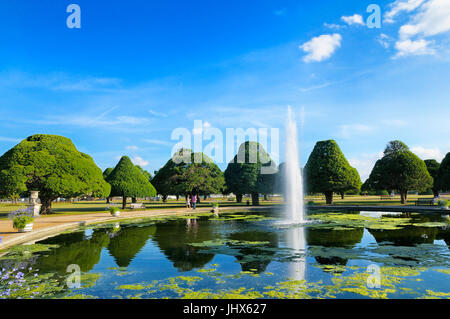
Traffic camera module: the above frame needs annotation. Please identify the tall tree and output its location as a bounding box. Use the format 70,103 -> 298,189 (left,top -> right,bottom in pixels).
106,156 -> 156,209
0,134 -> 111,214
424,159 -> 441,197
366,141 -> 432,204
152,149 -> 224,202
436,153 -> 450,193
224,142 -> 276,206
304,140 -> 361,204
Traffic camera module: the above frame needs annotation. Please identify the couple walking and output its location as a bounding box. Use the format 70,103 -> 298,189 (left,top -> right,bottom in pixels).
186,194 -> 197,210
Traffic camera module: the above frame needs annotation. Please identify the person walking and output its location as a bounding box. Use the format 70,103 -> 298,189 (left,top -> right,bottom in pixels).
192,194 -> 197,210
186,195 -> 191,208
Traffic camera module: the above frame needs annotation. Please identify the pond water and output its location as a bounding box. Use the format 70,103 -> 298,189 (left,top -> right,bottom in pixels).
1,209 -> 450,299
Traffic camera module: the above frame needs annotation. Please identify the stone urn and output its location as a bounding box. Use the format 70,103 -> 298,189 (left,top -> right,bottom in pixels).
26,191 -> 42,217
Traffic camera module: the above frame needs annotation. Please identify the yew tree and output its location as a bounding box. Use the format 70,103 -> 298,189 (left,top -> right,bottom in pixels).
304,140 -> 361,204
366,141 -> 432,204
224,142 -> 276,205
106,156 -> 156,209
0,134 -> 111,214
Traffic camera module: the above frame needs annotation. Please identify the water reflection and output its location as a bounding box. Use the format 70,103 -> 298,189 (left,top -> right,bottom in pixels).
107,225 -> 155,267
38,230 -> 110,273
284,226 -> 306,281
228,231 -> 278,273
306,227 -> 364,269
368,226 -> 437,246
151,219 -> 215,272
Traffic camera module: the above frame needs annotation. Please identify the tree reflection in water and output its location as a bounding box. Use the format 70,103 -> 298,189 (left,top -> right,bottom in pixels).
151,219 -> 215,272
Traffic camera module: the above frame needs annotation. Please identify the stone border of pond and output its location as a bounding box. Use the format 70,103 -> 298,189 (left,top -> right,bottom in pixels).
0,206 -> 274,252
308,205 -> 449,214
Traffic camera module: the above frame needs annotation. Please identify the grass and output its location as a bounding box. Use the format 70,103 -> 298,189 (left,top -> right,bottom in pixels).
0,194 -> 439,219
0,197 -> 281,219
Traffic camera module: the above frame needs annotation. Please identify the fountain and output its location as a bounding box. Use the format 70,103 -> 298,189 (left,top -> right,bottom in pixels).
285,106 -> 305,223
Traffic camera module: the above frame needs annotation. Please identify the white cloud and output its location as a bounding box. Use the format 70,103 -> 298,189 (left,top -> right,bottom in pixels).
0,71 -> 121,92
341,14 -> 365,26
377,33 -> 391,48
116,116 -> 151,125
126,145 -> 139,150
338,124 -> 376,139
323,23 -> 344,30
384,0 -> 426,23
411,146 -> 445,161
395,39 -> 435,56
398,0 -> 450,39
131,156 -> 149,167
300,34 -> 342,63
148,110 -> 168,117
392,0 -> 450,57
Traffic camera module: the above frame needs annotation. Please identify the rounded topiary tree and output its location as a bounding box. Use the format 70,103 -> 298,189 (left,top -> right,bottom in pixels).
152,149 -> 225,202
304,140 -> 361,204
106,156 -> 156,209
224,141 -> 275,206
436,153 -> 450,192
366,141 -> 432,204
0,134 -> 111,214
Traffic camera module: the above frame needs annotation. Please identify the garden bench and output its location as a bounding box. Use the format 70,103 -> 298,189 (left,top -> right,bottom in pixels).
130,203 -> 145,209
415,199 -> 434,206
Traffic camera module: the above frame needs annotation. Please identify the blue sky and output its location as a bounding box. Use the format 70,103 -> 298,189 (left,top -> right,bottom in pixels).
0,0 -> 449,180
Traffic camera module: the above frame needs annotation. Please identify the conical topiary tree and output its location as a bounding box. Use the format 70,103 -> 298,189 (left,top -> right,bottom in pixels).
304,140 -> 361,204
0,134 -> 111,214
106,156 -> 157,209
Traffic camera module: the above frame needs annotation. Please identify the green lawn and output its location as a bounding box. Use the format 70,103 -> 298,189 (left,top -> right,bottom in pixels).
0,194 -> 436,219
0,197 -> 281,219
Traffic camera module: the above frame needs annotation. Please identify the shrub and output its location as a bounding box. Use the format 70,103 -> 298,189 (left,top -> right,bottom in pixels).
109,206 -> 120,214
9,208 -> 34,230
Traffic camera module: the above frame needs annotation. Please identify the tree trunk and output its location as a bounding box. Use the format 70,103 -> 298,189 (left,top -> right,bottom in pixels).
340,192 -> 345,200
400,191 -> 407,204
236,194 -> 243,203
204,195 -> 208,200
251,193 -> 260,206
325,192 -> 333,205
40,197 -> 53,214
106,197 -> 110,204
176,195 -> 180,201
122,196 -> 127,209
132,197 -> 137,204
197,195 -> 201,204
264,194 -> 268,201
162,195 -> 168,202
433,189 -> 440,198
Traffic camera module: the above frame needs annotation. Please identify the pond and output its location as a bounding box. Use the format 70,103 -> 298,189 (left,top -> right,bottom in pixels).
1,209 -> 450,299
